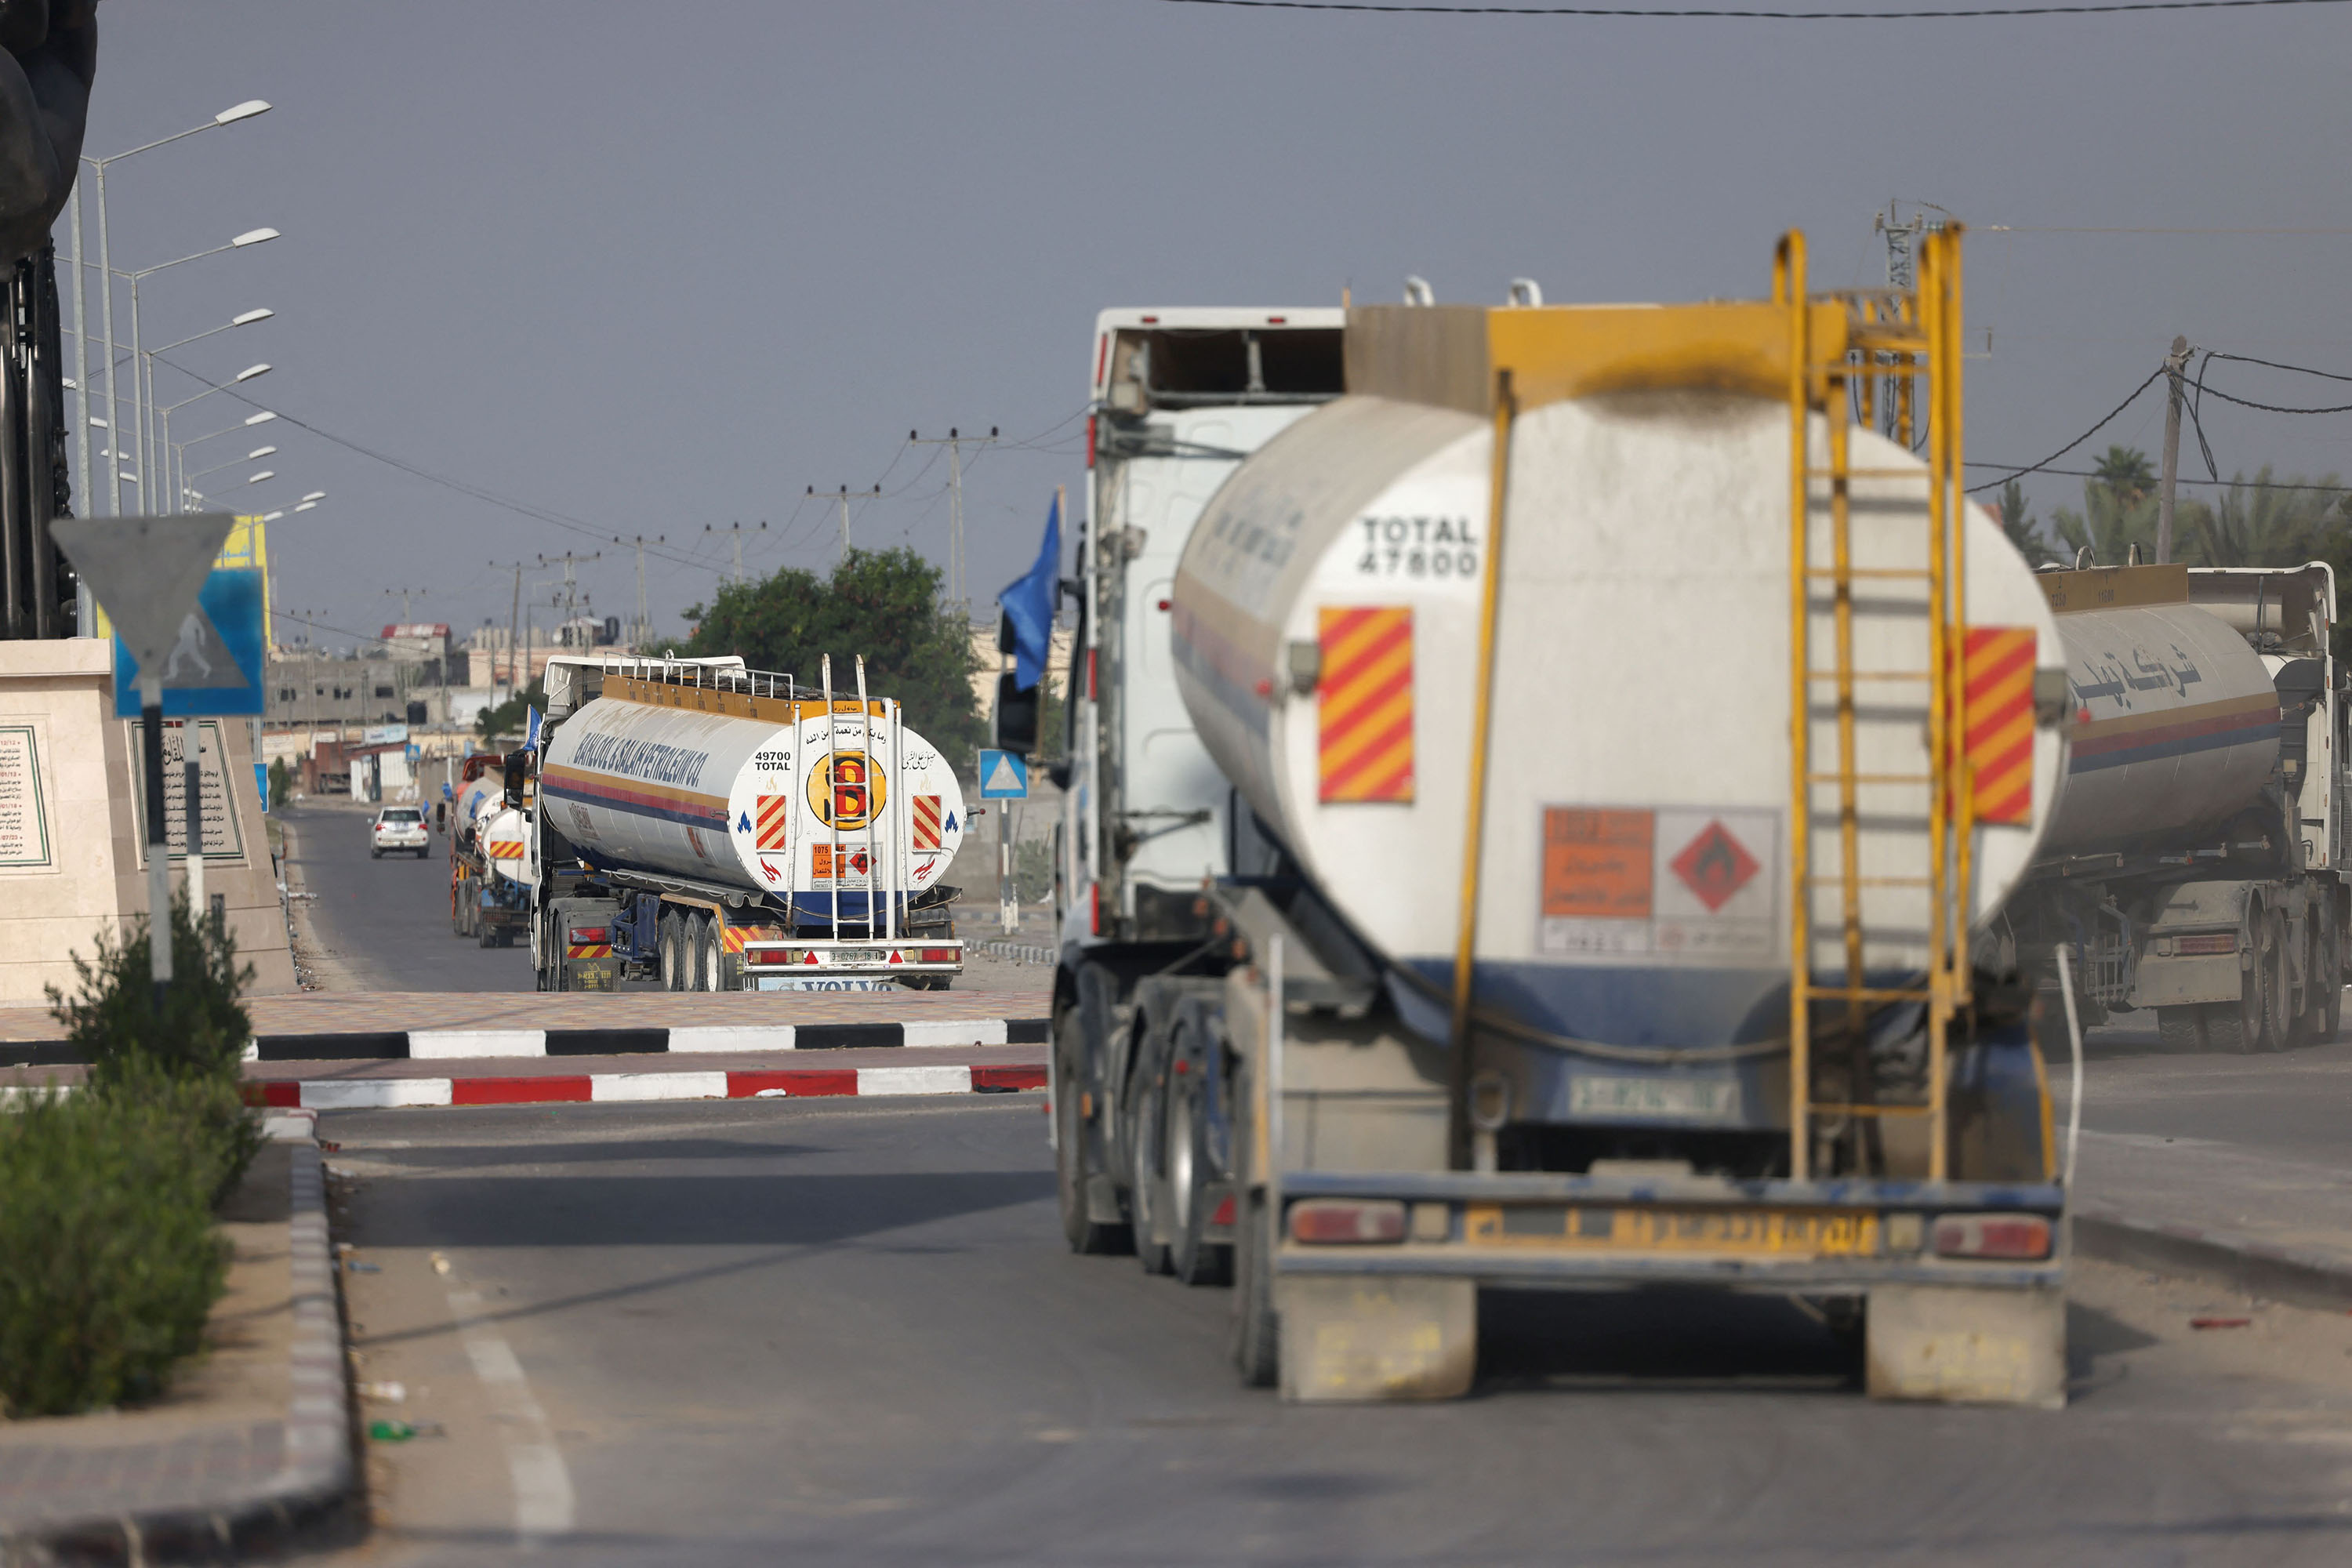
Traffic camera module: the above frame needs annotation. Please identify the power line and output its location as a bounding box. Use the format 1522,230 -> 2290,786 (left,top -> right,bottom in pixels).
2202,350 -> 2352,385
154,350 -> 710,570
1962,367 -> 2165,492
1156,0 -> 2352,16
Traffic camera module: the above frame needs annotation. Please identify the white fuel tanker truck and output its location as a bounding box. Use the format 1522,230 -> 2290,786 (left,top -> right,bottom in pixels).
498,654 -> 970,992
1040,230 -> 2233,1409
2001,561 -> 2343,1052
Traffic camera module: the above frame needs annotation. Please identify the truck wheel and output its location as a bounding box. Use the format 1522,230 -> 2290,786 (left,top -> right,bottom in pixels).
2320,902 -> 2344,1043
2263,909 -> 2292,1052
2156,1007 -> 2207,1053
2204,913 -> 2277,1054
1131,1069 -> 1173,1276
1168,1068 -> 1232,1287
695,917 -> 724,993
1054,1007 -> 1128,1256
659,913 -> 685,990
1230,1189 -> 1279,1388
477,920 -> 495,949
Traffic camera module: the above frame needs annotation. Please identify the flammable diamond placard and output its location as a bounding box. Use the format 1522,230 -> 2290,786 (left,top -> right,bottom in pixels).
1538,804 -> 1779,964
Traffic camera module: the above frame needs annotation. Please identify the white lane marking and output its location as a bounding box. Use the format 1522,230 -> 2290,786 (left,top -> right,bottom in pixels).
301,1078 -> 453,1110
447,1286 -> 575,1541
666,1025 -> 796,1053
409,1029 -> 548,1060
857,1064 -> 973,1097
902,1018 -> 1008,1047
590,1070 -> 731,1103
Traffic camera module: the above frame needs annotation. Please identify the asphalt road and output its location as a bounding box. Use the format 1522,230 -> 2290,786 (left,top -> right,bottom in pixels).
281,801 -> 532,993
323,1096 -> 2352,1567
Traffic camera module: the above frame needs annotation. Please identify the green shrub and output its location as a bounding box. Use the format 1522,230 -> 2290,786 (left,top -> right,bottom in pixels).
51,892 -> 256,1091
0,1086 -> 230,1417
267,757 -> 292,808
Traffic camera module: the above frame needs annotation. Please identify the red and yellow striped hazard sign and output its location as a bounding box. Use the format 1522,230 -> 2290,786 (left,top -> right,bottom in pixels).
912,794 -> 942,850
756,793 -> 789,851
1318,605 -> 1414,803
1962,626 -> 2036,826
565,941 -> 612,960
485,840 -> 525,860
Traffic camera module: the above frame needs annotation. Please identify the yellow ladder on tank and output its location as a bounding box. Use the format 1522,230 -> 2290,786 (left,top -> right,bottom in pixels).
1776,227 -> 1973,1183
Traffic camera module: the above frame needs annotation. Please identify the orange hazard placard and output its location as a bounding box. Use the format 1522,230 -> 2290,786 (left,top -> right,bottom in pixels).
1319,606 -> 1414,802
1541,808 -> 1653,921
911,794 -> 943,850
1962,626 -> 2036,826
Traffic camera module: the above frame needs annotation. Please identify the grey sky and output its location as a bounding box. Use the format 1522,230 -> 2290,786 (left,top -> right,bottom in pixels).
67,1 -> 2352,659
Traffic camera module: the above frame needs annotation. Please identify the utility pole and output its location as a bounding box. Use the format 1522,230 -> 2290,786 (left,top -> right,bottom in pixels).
808,487 -> 878,562
537,550 -> 601,645
2157,335 -> 2191,565
1875,201 -> 1951,445
492,560 -> 525,689
383,585 -> 423,624
701,521 -> 767,584
909,426 -> 998,610
612,533 -> 665,648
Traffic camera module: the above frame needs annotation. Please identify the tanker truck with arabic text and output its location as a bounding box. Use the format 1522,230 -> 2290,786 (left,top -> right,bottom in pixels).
1033,231 -> 2202,1406
494,653 -> 971,992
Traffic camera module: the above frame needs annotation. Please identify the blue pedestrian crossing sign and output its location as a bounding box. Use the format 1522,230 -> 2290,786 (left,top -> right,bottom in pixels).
111,568 -> 267,718
978,749 -> 1029,800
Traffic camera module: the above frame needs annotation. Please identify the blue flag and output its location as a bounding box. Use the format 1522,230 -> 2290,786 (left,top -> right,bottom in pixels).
525,706 -> 543,751
1000,493 -> 1062,692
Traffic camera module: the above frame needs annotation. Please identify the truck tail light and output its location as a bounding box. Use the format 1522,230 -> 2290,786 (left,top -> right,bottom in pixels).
1090,883 -> 1100,936
1289,1200 -> 1406,1245
568,927 -> 608,942
918,948 -> 956,962
1933,1214 -> 2052,1261
1085,412 -> 1097,470
2173,933 -> 2237,955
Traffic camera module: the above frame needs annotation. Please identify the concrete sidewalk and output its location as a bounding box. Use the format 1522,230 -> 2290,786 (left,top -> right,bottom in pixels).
2063,1025 -> 2352,1307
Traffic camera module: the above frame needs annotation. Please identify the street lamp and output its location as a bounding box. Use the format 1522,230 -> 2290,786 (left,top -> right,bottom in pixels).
116,231 -> 278,500
154,365 -> 270,510
76,100 -> 273,517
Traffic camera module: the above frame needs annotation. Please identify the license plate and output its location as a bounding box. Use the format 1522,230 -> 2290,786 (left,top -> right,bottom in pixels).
1466,1204 -> 1879,1257
1569,1075 -> 1740,1122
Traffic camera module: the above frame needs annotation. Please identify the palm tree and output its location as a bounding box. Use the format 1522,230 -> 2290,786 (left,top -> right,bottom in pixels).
2050,480 -> 2159,568
2187,467 -> 2344,568
1994,479 -> 2054,568
2092,445 -> 2157,507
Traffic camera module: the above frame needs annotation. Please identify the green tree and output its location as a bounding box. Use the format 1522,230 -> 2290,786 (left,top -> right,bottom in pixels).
683,547 -> 985,773
1995,480 -> 2054,568
2184,467 -> 2343,568
476,679 -> 546,743
2050,447 -> 2161,568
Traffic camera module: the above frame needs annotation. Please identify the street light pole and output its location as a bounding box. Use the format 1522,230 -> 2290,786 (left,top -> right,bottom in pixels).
78,102 -> 273,519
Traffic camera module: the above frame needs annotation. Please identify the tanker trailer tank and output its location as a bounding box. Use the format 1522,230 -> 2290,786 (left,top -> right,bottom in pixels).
1072,235 -> 2082,1407
527,658 -> 971,990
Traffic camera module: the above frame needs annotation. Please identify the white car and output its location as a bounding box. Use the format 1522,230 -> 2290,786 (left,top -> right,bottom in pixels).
370,806 -> 430,859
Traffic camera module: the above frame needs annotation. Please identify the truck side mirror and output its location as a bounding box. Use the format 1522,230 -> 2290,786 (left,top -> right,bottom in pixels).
993,672 -> 1039,757
503,749 -> 528,808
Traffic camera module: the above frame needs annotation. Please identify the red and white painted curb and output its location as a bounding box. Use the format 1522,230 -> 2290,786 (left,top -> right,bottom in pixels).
248,1062 -> 1047,1111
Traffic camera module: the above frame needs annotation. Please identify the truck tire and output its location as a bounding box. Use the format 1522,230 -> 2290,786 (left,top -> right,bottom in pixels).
2320,901 -> 2343,1043
1054,1005 -> 1128,1255
1168,1065 -> 1232,1288
1131,1067 -> 1174,1276
1230,1189 -> 1279,1388
695,917 -> 724,993
477,920 -> 495,949
659,913 -> 685,990
2263,908 -> 2292,1052
2204,912 -> 2278,1054
2156,1007 -> 2206,1053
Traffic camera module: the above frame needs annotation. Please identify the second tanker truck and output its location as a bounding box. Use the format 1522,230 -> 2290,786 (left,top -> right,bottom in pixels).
1041,229 -> 2190,1409
498,653 -> 971,992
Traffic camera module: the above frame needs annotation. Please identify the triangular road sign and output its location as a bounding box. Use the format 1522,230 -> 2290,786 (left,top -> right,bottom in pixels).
985,753 -> 1021,793
53,514 -> 235,671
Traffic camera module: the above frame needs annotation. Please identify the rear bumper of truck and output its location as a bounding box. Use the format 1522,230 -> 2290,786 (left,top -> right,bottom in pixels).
739,937 -> 964,991
1271,1170 -> 2065,1294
